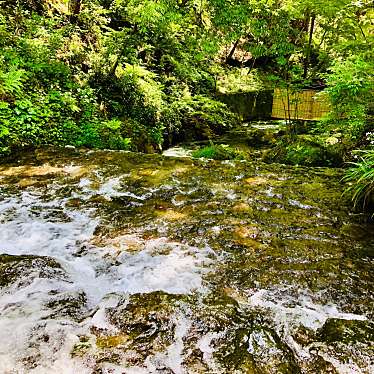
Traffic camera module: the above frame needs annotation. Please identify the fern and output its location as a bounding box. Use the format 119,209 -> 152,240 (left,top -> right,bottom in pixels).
0,68 -> 27,96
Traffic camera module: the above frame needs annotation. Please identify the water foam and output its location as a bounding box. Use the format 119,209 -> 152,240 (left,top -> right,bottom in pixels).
0,177 -> 214,372
247,288 -> 368,372
248,289 -> 367,332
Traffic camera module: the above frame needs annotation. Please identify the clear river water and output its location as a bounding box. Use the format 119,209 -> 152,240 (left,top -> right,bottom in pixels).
0,146 -> 373,373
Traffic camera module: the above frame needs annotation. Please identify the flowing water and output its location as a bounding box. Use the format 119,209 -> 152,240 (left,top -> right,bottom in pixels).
0,146 -> 373,373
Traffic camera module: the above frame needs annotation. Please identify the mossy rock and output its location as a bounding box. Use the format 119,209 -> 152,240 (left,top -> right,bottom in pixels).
216,326 -> 301,374
45,291 -> 87,321
304,356 -> 339,374
214,328 -> 261,373
0,254 -> 86,320
245,128 -> 285,147
106,291 -> 184,359
192,288 -> 243,332
263,135 -> 344,167
186,289 -> 301,373
317,318 -> 374,344
0,254 -> 65,288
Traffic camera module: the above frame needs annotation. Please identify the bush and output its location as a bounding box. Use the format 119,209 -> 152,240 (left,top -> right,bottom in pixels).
91,65 -> 166,150
284,143 -> 326,166
167,95 -> 238,143
71,119 -> 131,150
263,135 -> 344,167
0,66 -> 132,152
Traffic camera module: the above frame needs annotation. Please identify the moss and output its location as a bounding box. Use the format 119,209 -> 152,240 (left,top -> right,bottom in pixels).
71,336 -> 92,358
105,292 -> 184,355
215,326 -> 301,374
317,319 -> 374,344
96,335 -> 128,349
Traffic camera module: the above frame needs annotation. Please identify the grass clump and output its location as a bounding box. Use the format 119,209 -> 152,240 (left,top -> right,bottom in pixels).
343,149 -> 374,211
192,144 -> 244,160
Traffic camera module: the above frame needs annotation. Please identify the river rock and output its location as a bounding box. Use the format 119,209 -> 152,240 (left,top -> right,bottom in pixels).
103,291 -> 183,363
246,327 -> 301,373
45,291 -> 87,321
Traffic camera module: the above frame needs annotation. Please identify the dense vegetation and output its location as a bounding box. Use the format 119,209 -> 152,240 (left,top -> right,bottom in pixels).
0,0 -> 373,210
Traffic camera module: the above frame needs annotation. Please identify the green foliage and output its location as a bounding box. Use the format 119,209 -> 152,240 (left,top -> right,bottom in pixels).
93,64 -> 167,149
284,143 -> 327,166
192,144 -> 243,160
322,56 -> 373,140
171,95 -> 237,134
343,149 -> 374,211
0,0 -> 239,155
0,0 -> 372,158
0,68 -> 27,96
217,68 -> 262,94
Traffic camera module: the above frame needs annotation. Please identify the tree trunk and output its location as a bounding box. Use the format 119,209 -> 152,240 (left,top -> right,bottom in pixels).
303,14 -> 315,79
69,0 -> 82,22
109,50 -> 124,77
225,39 -> 240,64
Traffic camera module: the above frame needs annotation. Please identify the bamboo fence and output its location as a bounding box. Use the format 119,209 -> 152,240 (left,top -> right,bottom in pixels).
271,88 -> 330,121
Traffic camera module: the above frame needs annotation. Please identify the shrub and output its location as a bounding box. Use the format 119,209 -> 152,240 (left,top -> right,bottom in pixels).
167,95 -> 238,143
91,64 -> 166,149
72,119 -> 131,150
284,143 -> 325,166
263,136 -> 344,167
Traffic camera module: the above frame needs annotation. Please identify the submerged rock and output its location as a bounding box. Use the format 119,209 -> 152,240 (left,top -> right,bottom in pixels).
45,291 -> 88,322
246,327 -> 301,374
108,292 -> 181,336
87,291 -> 185,366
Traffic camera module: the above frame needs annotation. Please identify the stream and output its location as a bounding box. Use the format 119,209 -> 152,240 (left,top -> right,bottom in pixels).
0,144 -> 373,373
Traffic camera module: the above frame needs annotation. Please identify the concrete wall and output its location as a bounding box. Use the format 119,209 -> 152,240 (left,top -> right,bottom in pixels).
218,90 -> 274,121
